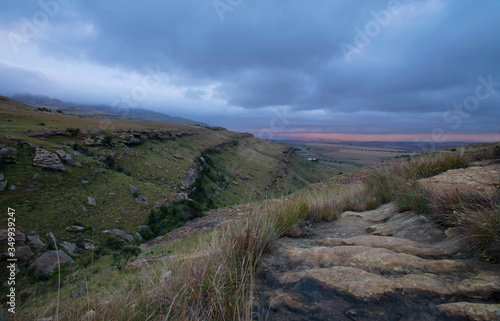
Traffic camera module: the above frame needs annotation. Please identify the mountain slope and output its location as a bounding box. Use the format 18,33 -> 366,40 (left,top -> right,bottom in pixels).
0,96 -> 335,240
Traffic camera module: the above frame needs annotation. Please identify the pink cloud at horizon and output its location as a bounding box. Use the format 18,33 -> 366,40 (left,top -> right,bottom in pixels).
272,133 -> 500,143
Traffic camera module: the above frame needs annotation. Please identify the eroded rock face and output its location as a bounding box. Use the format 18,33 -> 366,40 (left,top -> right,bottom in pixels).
182,158 -> 205,190
33,148 -> 66,171
254,202 -> 500,321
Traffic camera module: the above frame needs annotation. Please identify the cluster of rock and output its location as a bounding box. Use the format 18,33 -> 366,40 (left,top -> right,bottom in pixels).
0,225 -> 135,281
0,229 -> 75,280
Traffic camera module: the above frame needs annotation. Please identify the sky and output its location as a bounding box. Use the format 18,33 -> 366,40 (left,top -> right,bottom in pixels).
1,0 -> 499,142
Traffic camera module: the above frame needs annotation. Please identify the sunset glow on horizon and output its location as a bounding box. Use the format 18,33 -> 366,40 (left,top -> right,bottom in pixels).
272,132 -> 500,143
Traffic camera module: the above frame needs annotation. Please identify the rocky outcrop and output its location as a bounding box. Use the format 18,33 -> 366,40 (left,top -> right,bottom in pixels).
26,130 -> 72,137
419,162 -> 500,195
202,139 -> 239,154
76,129 -> 105,139
33,148 -> 66,171
31,250 -> 75,278
255,203 -> 500,321
182,157 -> 205,190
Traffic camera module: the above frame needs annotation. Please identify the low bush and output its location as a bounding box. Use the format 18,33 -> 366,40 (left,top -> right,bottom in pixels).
148,200 -> 204,236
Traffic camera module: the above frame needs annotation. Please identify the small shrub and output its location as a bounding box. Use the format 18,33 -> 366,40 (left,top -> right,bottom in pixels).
112,245 -> 141,271
148,200 -> 204,236
102,135 -> 114,146
66,127 -> 80,137
102,235 -> 125,252
138,226 -> 155,241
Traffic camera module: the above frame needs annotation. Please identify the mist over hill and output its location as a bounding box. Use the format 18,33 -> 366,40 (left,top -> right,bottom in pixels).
10,93 -> 209,126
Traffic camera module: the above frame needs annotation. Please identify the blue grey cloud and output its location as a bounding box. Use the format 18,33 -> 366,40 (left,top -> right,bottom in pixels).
0,0 -> 499,137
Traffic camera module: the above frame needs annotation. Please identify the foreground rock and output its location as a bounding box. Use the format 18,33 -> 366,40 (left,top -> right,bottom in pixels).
33,148 -> 66,171
255,203 -> 500,321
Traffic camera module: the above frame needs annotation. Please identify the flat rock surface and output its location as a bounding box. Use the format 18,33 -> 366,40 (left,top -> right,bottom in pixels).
254,202 -> 500,321
419,161 -> 500,194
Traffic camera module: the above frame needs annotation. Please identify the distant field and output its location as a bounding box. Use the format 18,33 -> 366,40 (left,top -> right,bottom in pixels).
276,140 -> 424,172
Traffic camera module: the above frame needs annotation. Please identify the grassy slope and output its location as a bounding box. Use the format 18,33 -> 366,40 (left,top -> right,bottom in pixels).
0,97 -> 335,241
9,140 -> 500,320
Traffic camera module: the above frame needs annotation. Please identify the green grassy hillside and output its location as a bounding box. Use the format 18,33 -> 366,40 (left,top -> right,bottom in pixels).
0,96 -> 336,242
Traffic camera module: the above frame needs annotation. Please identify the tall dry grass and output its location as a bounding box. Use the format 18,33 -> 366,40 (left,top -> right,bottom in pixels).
16,148 -> 500,320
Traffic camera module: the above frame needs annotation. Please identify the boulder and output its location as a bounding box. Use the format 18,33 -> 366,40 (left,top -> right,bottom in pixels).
27,235 -> 48,252
0,180 -> 7,192
129,185 -> 139,195
135,197 -> 148,204
66,226 -> 84,233
33,148 -> 66,171
83,242 -> 97,251
0,147 -> 18,164
103,229 -> 134,243
55,150 -> 77,166
3,246 -> 34,262
0,173 -> 4,180
88,197 -> 96,206
0,229 -> 25,245
60,241 -> 77,255
31,250 -> 75,278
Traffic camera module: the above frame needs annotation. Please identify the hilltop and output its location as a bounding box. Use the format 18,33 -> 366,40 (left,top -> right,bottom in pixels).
10,93 -> 209,126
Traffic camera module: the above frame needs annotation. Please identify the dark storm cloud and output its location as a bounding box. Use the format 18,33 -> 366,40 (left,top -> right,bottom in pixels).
1,0 -> 499,136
